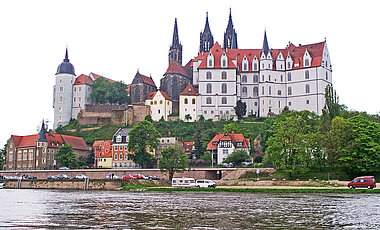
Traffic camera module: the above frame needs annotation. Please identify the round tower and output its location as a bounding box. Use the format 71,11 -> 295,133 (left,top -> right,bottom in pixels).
53,48 -> 76,129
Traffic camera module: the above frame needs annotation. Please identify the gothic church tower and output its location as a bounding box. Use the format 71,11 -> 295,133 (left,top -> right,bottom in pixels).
223,9 -> 238,50
53,48 -> 76,129
168,18 -> 182,65
199,12 -> 214,53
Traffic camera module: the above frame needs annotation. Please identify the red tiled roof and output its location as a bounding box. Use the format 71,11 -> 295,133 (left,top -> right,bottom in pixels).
46,133 -> 64,147
61,135 -> 90,150
183,142 -> 194,152
12,134 -> 39,148
180,84 -> 198,96
74,74 -> 93,85
146,90 -> 171,101
206,132 -> 250,151
90,72 -> 115,83
140,74 -> 156,87
198,42 -> 237,69
165,61 -> 190,77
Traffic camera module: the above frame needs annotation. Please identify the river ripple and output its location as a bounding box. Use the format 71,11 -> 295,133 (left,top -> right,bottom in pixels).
0,189 -> 379,229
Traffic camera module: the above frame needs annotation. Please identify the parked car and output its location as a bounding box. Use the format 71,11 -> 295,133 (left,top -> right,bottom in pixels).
172,178 -> 196,188
4,176 -> 20,180
105,174 -> 120,179
122,175 -> 134,180
130,174 -> 143,179
59,167 -> 70,170
148,175 -> 160,180
348,176 -> 376,189
196,180 -> 216,188
142,175 -> 150,180
73,174 -> 88,179
56,174 -> 70,179
47,175 -> 57,180
28,176 -> 37,179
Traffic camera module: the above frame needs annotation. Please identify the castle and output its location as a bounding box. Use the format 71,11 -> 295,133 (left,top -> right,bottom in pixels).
53,9 -> 332,128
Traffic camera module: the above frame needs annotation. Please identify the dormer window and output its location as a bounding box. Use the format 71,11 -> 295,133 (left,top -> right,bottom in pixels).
221,52 -> 228,68
207,52 -> 214,68
116,135 -> 122,143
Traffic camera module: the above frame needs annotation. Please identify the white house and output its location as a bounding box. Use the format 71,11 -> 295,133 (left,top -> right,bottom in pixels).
207,132 -> 250,165
179,84 -> 198,122
145,90 -> 172,121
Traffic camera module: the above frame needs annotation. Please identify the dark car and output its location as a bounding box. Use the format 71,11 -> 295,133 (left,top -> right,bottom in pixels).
28,176 -> 37,179
56,174 -> 70,180
348,176 -> 376,189
148,175 -> 160,180
47,175 -> 57,180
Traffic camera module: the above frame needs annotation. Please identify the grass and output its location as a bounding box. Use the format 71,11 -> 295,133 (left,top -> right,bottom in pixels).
142,187 -> 380,194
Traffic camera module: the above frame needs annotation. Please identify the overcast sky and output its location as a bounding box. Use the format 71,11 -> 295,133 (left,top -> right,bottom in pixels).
0,0 -> 379,146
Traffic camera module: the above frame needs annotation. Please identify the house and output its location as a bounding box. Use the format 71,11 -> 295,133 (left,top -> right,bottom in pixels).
145,90 -> 172,121
111,128 -> 137,168
156,137 -> 184,160
5,121 -> 90,170
183,141 -> 195,159
130,71 -> 157,104
207,132 -> 250,165
179,84 -> 198,122
93,140 -> 112,168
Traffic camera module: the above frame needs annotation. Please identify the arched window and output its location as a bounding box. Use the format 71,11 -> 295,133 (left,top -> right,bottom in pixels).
305,84 -> 310,93
305,70 -> 309,79
262,87 -> 265,95
269,86 -> 272,95
160,100 -> 163,104
253,75 -> 258,83
206,72 -> 212,79
192,98 -> 196,104
222,83 -> 227,93
221,71 -> 227,79
222,59 -> 226,67
242,87 -> 247,97
119,153 -> 123,160
305,59 -> 309,67
222,97 -> 227,104
207,83 -> 212,93
288,86 -> 292,95
206,97 -> 212,104
125,153 -> 128,160
288,73 -> 292,81
242,75 -> 247,83
253,87 -> 259,96
278,90 -> 281,95
184,98 -> 188,104
243,63 -> 247,71
114,153 -> 118,160
208,60 -> 212,67
254,63 -> 258,71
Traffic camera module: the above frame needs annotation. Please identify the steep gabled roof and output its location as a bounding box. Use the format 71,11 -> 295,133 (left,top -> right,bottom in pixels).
180,84 -> 198,96
146,90 -> 171,101
198,42 -> 237,69
74,74 -> 93,85
93,140 -> 112,158
90,72 -> 115,83
12,134 -> 39,148
132,71 -> 156,87
61,135 -> 90,150
206,132 -> 250,151
165,61 -> 189,77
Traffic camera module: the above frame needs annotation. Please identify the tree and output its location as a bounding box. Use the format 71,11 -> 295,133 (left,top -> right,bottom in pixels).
0,141 -> 7,169
234,100 -> 247,120
56,145 -> 78,168
128,120 -> 160,168
322,84 -> 340,123
223,149 -> 251,167
184,114 -> 192,122
91,77 -> 131,104
159,146 -> 189,181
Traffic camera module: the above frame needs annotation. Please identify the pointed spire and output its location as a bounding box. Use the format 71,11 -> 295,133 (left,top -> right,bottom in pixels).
227,8 -> 233,30
37,120 -> 47,142
64,47 -> 69,62
223,8 -> 238,49
56,47 -> 75,75
199,12 -> 214,53
171,18 -> 180,49
204,11 -> 212,35
262,30 -> 270,56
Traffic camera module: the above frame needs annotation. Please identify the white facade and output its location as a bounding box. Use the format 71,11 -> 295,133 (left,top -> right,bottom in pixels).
179,95 -> 197,122
72,84 -> 92,119
53,72 -> 76,129
145,90 -> 173,121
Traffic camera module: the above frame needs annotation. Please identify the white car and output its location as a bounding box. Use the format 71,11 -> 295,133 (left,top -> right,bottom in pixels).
74,174 -> 88,179
196,180 -> 216,188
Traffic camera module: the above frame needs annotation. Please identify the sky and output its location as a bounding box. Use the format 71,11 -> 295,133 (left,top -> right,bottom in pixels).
0,0 -> 379,146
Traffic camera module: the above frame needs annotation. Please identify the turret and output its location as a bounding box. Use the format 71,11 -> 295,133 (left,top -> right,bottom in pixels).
223,8 -> 238,50
168,18 -> 183,65
199,12 -> 214,53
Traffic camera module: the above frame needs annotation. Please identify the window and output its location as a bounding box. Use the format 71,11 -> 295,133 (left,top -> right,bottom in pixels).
277,90 -> 281,95
242,75 -> 247,83
254,63 -> 258,71
305,59 -> 310,67
58,116 -> 62,122
254,102 -> 257,106
154,101 -> 157,105
269,86 -> 272,95
222,83 -> 227,93
208,60 -> 212,67
268,75 -> 271,81
223,149 -> 228,155
281,75 -> 283,82
221,71 -> 227,79
114,153 -> 118,160
242,87 -> 247,97
305,70 -> 309,79
262,87 -> 264,95
289,101 -> 292,106
207,83 -> 212,93
253,75 -> 258,83
288,87 -> 292,95
116,135 -> 121,143
125,153 -> 128,160
192,98 -> 196,104
306,100 -> 310,104
243,63 -> 247,71
160,100 -> 163,104
114,146 -> 117,151
222,60 -> 226,67
305,84 -> 310,93
59,96 -> 63,103
78,97 -> 81,102
9,152 -> 13,161
206,72 -> 212,79
119,153 -> 123,160
288,73 -> 292,81
262,75 -> 264,82
150,101 -> 153,105
222,97 -> 227,104
79,87 -> 81,92
287,62 -> 291,69
206,97 -> 212,104
184,98 -> 188,104
158,109 -> 160,114
253,87 -> 259,96
326,71 -> 328,80
59,86 -> 64,92
88,88 -> 91,93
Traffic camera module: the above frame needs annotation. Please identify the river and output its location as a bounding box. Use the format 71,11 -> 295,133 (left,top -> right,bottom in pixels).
0,189 -> 379,229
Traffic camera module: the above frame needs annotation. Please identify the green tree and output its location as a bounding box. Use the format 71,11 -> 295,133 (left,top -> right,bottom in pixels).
56,145 -> 78,168
0,141 -> 7,169
234,100 -> 247,120
184,114 -> 192,122
91,77 -> 130,104
159,146 -> 189,181
322,84 -> 340,123
223,149 -> 251,167
128,120 -> 160,168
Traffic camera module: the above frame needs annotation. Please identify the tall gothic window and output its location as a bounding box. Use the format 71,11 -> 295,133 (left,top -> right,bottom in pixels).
184,98 -> 188,104
253,75 -> 258,83
305,59 -> 310,67
305,70 -> 309,79
221,71 -> 227,79
222,83 -> 227,93
206,97 -> 212,104
242,75 -> 247,83
278,90 -> 281,95
192,98 -> 196,104
305,84 -> 310,93
242,87 -> 247,97
206,83 -> 212,93
254,63 -> 258,71
269,86 -> 272,95
206,72 -> 212,79
253,86 -> 259,96
288,86 -> 292,95
288,72 -> 292,81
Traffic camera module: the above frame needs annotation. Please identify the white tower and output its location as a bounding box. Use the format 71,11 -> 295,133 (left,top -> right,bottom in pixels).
53,48 -> 76,129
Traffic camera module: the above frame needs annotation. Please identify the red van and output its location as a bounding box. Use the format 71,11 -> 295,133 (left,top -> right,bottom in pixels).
348,176 -> 376,189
